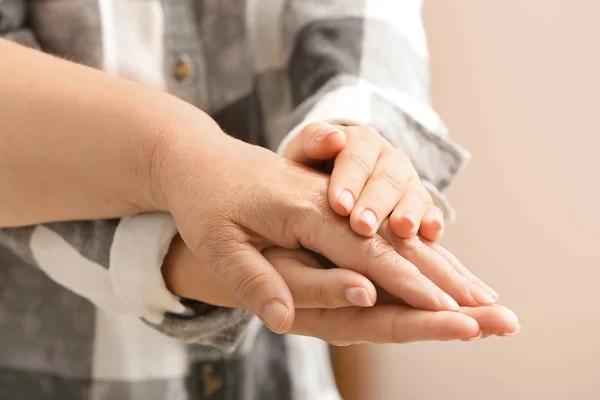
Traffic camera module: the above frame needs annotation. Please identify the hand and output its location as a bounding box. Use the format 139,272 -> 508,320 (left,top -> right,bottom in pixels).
280,120 -> 498,305
152,124 -> 497,334
163,235 -> 377,309
162,237 -> 519,345
283,121 -> 444,241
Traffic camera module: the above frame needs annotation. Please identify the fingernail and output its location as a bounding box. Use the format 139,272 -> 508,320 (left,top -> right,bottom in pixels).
499,325 -> 521,337
359,209 -> 377,233
464,330 -> 483,341
337,189 -> 354,213
471,287 -> 496,305
482,285 -> 499,300
262,301 -> 289,333
401,211 -> 416,230
315,127 -> 340,142
437,292 -> 460,311
344,287 -> 373,307
431,216 -> 444,231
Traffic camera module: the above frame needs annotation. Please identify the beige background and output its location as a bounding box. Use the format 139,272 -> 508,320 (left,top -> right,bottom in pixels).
339,1 -> 600,399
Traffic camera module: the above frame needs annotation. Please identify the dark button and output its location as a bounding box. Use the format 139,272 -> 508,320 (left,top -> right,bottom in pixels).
173,54 -> 193,81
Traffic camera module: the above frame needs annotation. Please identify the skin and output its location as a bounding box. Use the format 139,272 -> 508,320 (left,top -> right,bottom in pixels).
0,38 -> 517,344
163,235 -> 520,344
284,121 -> 448,241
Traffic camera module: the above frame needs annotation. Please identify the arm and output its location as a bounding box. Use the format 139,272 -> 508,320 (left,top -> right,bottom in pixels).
0,7 -> 250,350
0,37 -> 222,226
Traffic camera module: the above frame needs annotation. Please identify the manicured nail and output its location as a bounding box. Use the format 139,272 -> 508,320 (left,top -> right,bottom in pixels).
471,287 -> 496,305
344,287 -> 373,307
499,325 -> 521,337
437,292 -> 460,311
262,301 -> 289,333
337,189 -> 354,213
464,330 -> 483,341
359,209 -> 377,232
315,127 -> 340,142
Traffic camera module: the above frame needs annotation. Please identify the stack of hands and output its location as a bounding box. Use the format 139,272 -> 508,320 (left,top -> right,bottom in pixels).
159,120 -> 520,346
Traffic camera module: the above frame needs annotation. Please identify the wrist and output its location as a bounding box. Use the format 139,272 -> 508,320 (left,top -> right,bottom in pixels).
162,234 -> 240,308
136,93 -> 232,212
147,101 -> 241,213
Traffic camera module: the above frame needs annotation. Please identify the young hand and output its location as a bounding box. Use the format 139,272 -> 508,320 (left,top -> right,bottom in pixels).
283,121 -> 445,241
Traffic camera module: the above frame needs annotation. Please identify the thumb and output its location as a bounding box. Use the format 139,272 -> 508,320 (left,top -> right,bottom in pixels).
283,122 -> 346,165
208,243 -> 295,334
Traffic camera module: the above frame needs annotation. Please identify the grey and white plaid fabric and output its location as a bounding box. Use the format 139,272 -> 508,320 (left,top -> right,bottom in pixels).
0,0 -> 470,399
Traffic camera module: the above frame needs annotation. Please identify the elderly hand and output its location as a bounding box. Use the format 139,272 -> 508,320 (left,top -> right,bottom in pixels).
152,119 -> 497,334
162,236 -> 520,344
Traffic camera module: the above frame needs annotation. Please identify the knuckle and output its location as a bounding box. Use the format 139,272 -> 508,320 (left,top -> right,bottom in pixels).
390,308 -> 411,343
399,265 -> 424,286
418,313 -> 437,341
369,237 -> 424,286
317,281 -> 332,307
365,236 -> 402,276
367,236 -> 396,261
375,170 -> 406,193
234,270 -> 274,304
437,264 -> 462,289
392,235 -> 425,256
346,152 -> 373,176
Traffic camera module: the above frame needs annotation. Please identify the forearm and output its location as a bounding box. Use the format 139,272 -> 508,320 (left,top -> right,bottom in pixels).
0,39 -> 220,226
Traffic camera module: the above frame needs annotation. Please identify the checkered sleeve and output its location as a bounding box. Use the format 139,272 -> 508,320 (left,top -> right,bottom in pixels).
0,214 -> 251,351
278,0 -> 470,219
0,0 -> 39,47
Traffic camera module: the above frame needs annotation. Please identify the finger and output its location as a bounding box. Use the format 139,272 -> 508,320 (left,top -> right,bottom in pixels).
379,221 -> 497,307
208,243 -> 295,334
283,122 -> 346,165
265,248 -> 377,308
360,290 -> 518,337
459,305 -> 520,336
419,205 -> 445,242
291,305 -> 482,345
325,233 -> 460,311
389,179 -> 432,238
350,152 -> 412,236
292,188 -> 458,311
428,242 -> 499,299
328,128 -> 381,216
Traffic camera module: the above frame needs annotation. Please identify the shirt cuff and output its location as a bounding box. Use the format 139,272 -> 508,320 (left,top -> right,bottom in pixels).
278,80 -> 470,220
109,213 -> 253,351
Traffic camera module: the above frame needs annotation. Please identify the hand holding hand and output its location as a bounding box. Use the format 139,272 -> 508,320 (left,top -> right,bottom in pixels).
162,237 -> 519,345
284,121 -> 445,241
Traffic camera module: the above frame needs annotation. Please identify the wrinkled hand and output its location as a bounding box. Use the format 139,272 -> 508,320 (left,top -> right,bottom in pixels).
164,235 -> 377,309
154,128 -> 497,334
163,237 -> 520,345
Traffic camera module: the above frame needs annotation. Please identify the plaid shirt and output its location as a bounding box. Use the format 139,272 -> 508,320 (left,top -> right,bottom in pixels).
0,0 -> 469,399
